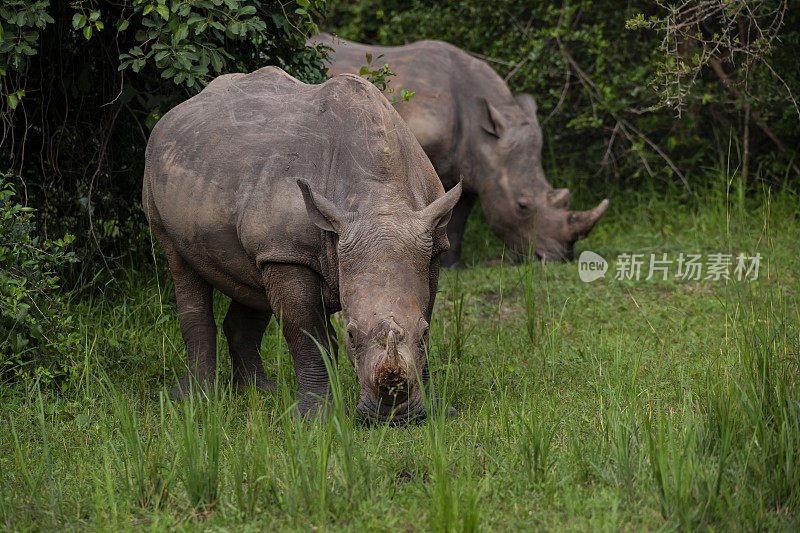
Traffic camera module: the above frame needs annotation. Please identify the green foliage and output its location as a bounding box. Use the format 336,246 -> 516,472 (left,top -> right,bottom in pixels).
0,175 -> 78,383
629,1 -> 792,115
358,52 -> 414,103
0,1 -> 53,74
0,0 -> 51,108
0,1 -> 328,269
114,0 -> 327,90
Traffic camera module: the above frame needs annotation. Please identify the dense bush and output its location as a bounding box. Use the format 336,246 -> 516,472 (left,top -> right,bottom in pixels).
0,175 -> 78,383
0,0 -> 327,268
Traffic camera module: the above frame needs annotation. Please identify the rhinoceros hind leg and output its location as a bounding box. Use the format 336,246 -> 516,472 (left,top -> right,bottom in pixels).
161,244 -> 218,400
263,264 -> 338,420
441,191 -> 476,268
223,300 -> 274,393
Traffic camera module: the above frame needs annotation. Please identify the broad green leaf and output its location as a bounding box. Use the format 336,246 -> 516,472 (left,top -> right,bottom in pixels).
15,304 -> 29,322
187,14 -> 205,26
175,23 -> 189,42
155,4 -> 170,21
210,53 -> 222,71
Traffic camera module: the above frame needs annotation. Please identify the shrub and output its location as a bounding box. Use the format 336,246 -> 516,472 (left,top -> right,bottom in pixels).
1,1 -> 329,266
0,175 -> 78,383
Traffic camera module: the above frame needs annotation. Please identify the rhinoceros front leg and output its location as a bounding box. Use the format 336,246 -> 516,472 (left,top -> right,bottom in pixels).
441,191 -> 476,268
164,250 -> 218,399
263,264 -> 338,419
222,300 -> 274,393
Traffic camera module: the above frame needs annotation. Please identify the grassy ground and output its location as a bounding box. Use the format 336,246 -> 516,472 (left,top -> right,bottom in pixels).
1,179 -> 799,531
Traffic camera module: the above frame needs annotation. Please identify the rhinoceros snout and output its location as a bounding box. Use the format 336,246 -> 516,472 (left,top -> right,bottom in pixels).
534,247 -> 574,262
355,320 -> 429,423
374,329 -> 413,401
355,394 -> 425,424
376,361 -> 408,392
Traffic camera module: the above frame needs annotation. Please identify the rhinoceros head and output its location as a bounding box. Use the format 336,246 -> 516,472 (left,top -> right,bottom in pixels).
468,93 -> 608,261
298,180 -> 462,422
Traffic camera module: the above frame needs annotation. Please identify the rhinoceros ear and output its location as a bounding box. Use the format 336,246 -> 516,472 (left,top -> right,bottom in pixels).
513,93 -> 538,117
419,180 -> 462,230
481,98 -> 508,138
297,180 -> 345,234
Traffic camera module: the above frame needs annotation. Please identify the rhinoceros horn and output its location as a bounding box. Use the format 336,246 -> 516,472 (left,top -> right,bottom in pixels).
386,330 -> 399,366
568,199 -> 610,240
548,188 -> 571,209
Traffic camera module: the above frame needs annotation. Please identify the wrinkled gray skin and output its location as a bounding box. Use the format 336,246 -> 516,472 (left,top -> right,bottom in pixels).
311,34 -> 609,264
143,67 -> 461,423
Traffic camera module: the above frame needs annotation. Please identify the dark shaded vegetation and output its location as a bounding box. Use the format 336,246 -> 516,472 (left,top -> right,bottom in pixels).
1,0 -> 327,264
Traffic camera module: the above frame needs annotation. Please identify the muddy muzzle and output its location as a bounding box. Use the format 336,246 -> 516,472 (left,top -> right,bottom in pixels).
357,330 -> 426,423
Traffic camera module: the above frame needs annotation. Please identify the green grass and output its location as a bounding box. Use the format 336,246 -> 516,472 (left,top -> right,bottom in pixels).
1,179 -> 799,530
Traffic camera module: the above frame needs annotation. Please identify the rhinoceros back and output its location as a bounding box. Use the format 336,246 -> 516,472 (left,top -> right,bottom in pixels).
144,66 -> 441,303
311,34 -> 509,188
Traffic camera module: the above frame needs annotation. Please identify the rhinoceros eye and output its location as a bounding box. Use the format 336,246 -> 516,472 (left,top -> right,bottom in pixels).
517,200 -> 530,212
346,322 -> 358,346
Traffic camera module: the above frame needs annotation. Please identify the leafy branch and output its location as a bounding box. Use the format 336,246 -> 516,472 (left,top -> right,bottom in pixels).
358,53 -> 414,104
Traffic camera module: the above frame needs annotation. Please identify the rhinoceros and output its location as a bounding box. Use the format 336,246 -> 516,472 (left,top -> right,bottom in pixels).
142,66 -> 461,422
311,33 -> 608,265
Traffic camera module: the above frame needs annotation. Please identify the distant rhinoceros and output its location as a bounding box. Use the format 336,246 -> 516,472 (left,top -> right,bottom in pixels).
311,34 -> 608,264
143,67 -> 461,422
